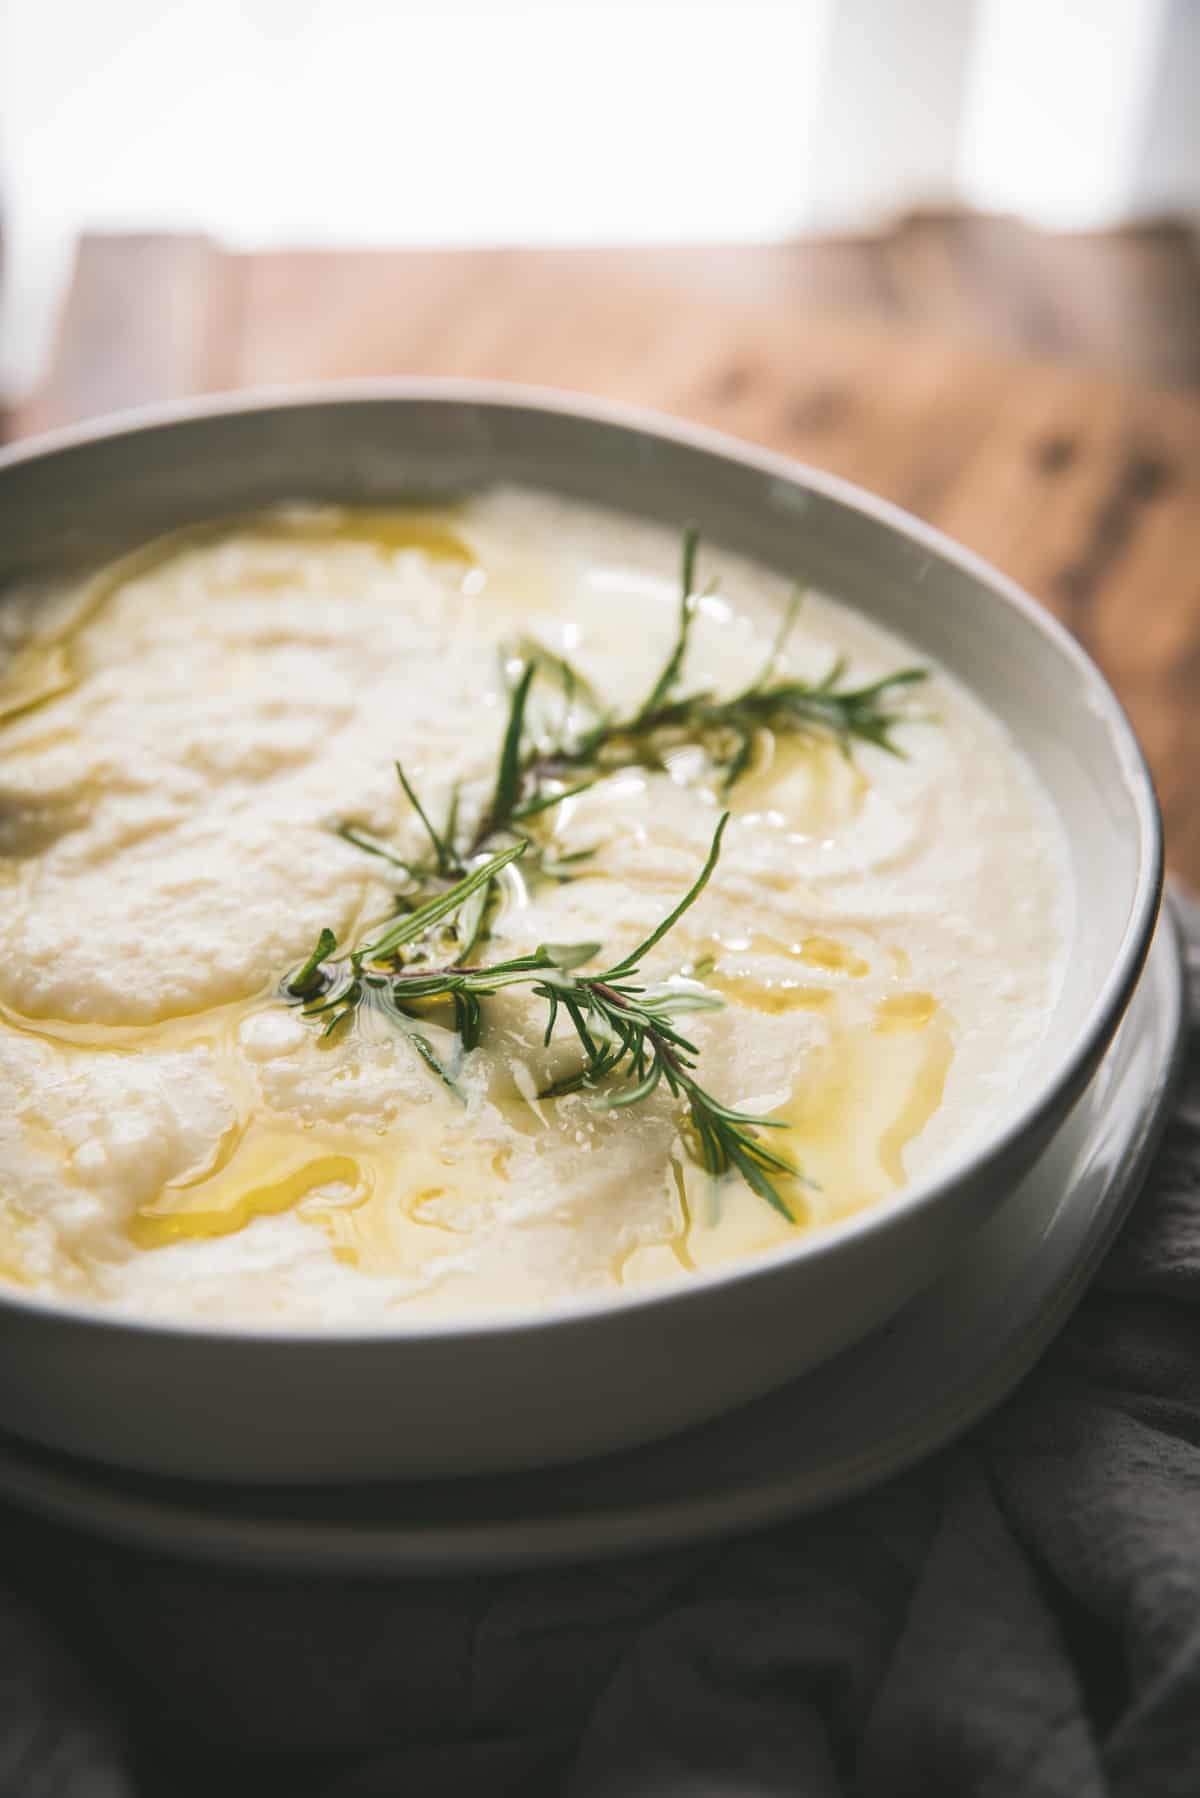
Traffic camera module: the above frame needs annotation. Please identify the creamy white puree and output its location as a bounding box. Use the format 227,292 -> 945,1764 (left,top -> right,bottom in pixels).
0,491 -> 1071,1325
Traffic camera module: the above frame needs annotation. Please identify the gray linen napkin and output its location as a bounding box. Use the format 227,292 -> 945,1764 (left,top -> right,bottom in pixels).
1,897 -> 1197,1798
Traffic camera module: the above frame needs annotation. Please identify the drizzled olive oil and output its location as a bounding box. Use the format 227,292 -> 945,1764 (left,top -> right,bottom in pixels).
0,490 -> 1069,1323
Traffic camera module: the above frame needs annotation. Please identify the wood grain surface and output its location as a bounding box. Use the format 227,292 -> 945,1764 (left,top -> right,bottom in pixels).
13,229 -> 1200,884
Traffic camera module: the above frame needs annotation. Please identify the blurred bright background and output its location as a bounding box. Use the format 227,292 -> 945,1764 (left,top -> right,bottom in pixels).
2,0 -> 1198,398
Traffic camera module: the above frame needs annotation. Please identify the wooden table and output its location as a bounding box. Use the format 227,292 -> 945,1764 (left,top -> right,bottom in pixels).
12,229 -> 1200,885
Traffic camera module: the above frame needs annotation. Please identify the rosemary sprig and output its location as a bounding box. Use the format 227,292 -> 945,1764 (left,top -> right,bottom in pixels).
492,531 -> 926,807
293,526 -> 925,1224
283,815 -> 801,1219
329,530 -> 921,926
639,659 -> 929,791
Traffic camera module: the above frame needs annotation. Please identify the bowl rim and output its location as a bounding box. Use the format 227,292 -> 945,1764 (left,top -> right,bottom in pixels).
0,377 -> 1165,1345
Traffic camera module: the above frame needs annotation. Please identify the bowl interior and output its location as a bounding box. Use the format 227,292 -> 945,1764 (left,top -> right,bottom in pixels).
0,386 -> 1159,1179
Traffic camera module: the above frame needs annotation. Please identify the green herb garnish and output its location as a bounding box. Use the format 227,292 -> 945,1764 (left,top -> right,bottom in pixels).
484,529 -> 927,812
286,527 -> 927,1218
329,530 -> 923,898
285,815 -> 801,1218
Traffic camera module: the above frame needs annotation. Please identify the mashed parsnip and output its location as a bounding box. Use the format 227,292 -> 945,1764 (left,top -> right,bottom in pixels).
0,491 -> 1070,1325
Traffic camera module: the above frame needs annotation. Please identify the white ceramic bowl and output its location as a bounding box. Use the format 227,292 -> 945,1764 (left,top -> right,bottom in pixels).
0,383 -> 1162,1483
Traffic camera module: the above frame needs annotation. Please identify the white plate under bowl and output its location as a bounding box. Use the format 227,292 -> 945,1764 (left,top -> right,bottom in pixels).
0,910 -> 1185,1576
